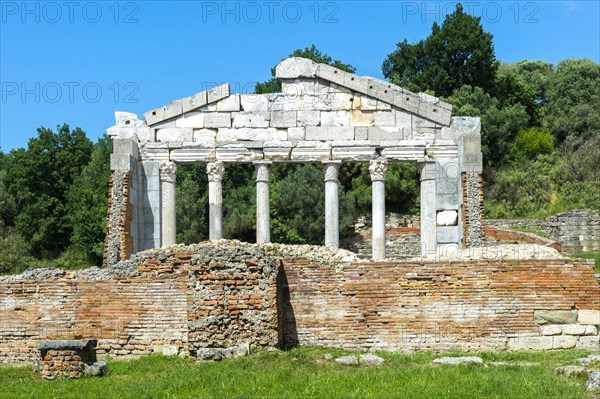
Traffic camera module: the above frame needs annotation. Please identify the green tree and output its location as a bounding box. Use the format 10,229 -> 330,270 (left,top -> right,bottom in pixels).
5,124 -> 93,258
509,128 -> 554,161
382,3 -> 498,97
546,58 -> 600,142
255,44 -> 356,94
67,134 -> 112,264
176,164 -> 209,244
448,85 -> 529,167
271,164 -> 355,244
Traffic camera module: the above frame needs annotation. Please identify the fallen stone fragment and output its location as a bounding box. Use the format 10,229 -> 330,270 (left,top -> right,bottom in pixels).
577,355 -> 600,365
359,354 -> 385,366
432,356 -> 484,366
196,344 -> 250,362
555,365 -> 590,377
587,371 -> 600,391
323,354 -> 333,360
84,361 -> 108,377
335,356 -> 359,366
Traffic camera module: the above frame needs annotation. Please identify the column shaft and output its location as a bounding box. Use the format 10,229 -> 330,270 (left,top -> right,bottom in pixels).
160,162 -> 177,247
370,159 -> 388,261
207,162 -> 225,240
324,162 -> 341,248
255,162 -> 271,244
419,161 -> 437,256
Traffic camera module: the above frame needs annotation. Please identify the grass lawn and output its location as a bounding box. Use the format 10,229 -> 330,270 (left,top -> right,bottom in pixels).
569,252 -> 600,274
0,348 -> 597,399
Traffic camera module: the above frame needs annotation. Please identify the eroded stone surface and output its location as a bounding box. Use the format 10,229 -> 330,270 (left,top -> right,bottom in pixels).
432,356 -> 483,366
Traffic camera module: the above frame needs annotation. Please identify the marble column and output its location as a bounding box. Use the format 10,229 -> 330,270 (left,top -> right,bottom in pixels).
159,161 -> 177,247
254,161 -> 271,244
369,159 -> 388,261
207,161 -> 225,240
419,161 -> 437,256
323,161 -> 341,248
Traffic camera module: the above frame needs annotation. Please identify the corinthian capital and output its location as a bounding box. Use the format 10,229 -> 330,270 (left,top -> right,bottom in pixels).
206,161 -> 225,182
159,162 -> 177,183
369,159 -> 388,182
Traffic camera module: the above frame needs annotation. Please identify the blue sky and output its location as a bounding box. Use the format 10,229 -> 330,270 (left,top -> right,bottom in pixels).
1,0 -> 599,151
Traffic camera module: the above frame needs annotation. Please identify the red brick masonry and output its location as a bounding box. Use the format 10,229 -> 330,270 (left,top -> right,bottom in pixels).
1,247 -> 598,363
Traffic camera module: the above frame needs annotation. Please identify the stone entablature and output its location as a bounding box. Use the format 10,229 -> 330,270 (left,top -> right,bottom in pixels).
105,57 -> 483,264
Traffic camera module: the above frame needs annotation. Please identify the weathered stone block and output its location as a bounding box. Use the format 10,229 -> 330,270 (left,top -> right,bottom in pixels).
374,111 -> 395,126
182,90 -> 208,113
316,63 -> 347,87
321,111 -> 350,126
216,146 -> 256,162
350,110 -> 374,126
176,113 -> 204,128
355,126 -> 369,140
328,93 -> 353,110
204,113 -> 231,128
395,111 -> 412,129
331,147 -> 377,161
271,111 -> 297,128
216,94 -> 241,112
534,310 -> 578,325
144,100 -> 183,126
241,94 -> 269,111
508,336 -> 553,351
297,110 -> 321,126
207,83 -> 230,104
263,148 -> 291,161
576,336 -> 600,352
305,126 -> 354,141
170,148 -> 214,163
276,57 -> 319,79
563,324 -> 588,335
355,94 -> 378,111
193,129 -> 217,144
579,310 -> 600,325
232,112 -> 270,128
290,147 -> 331,161
287,127 -> 306,141
553,335 -> 578,349
157,128 -> 193,142
393,90 -> 419,114
437,226 -> 459,244
541,325 -> 563,336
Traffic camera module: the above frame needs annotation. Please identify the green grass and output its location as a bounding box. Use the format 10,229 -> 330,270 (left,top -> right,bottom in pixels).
0,348 -> 597,399
569,252 -> 600,274
514,228 -> 551,239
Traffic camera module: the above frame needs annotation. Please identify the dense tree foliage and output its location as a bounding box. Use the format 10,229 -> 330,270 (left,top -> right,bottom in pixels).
4,125 -> 93,258
1,4 -> 598,275
382,4 -> 498,97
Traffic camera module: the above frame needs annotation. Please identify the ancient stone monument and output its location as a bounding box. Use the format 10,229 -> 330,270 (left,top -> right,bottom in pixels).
104,57 -> 483,266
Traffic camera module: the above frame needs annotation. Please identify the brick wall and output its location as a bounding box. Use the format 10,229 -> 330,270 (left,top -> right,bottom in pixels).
0,278 -> 189,362
0,242 -> 279,364
1,242 -> 598,363
279,257 -> 600,352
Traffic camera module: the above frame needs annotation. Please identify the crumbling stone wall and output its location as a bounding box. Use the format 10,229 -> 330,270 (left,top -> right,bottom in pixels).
488,209 -> 600,252
341,228 -> 421,260
463,172 -> 484,247
103,170 -> 133,267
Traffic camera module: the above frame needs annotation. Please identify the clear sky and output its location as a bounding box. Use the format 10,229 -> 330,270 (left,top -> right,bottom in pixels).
1,0 -> 599,151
